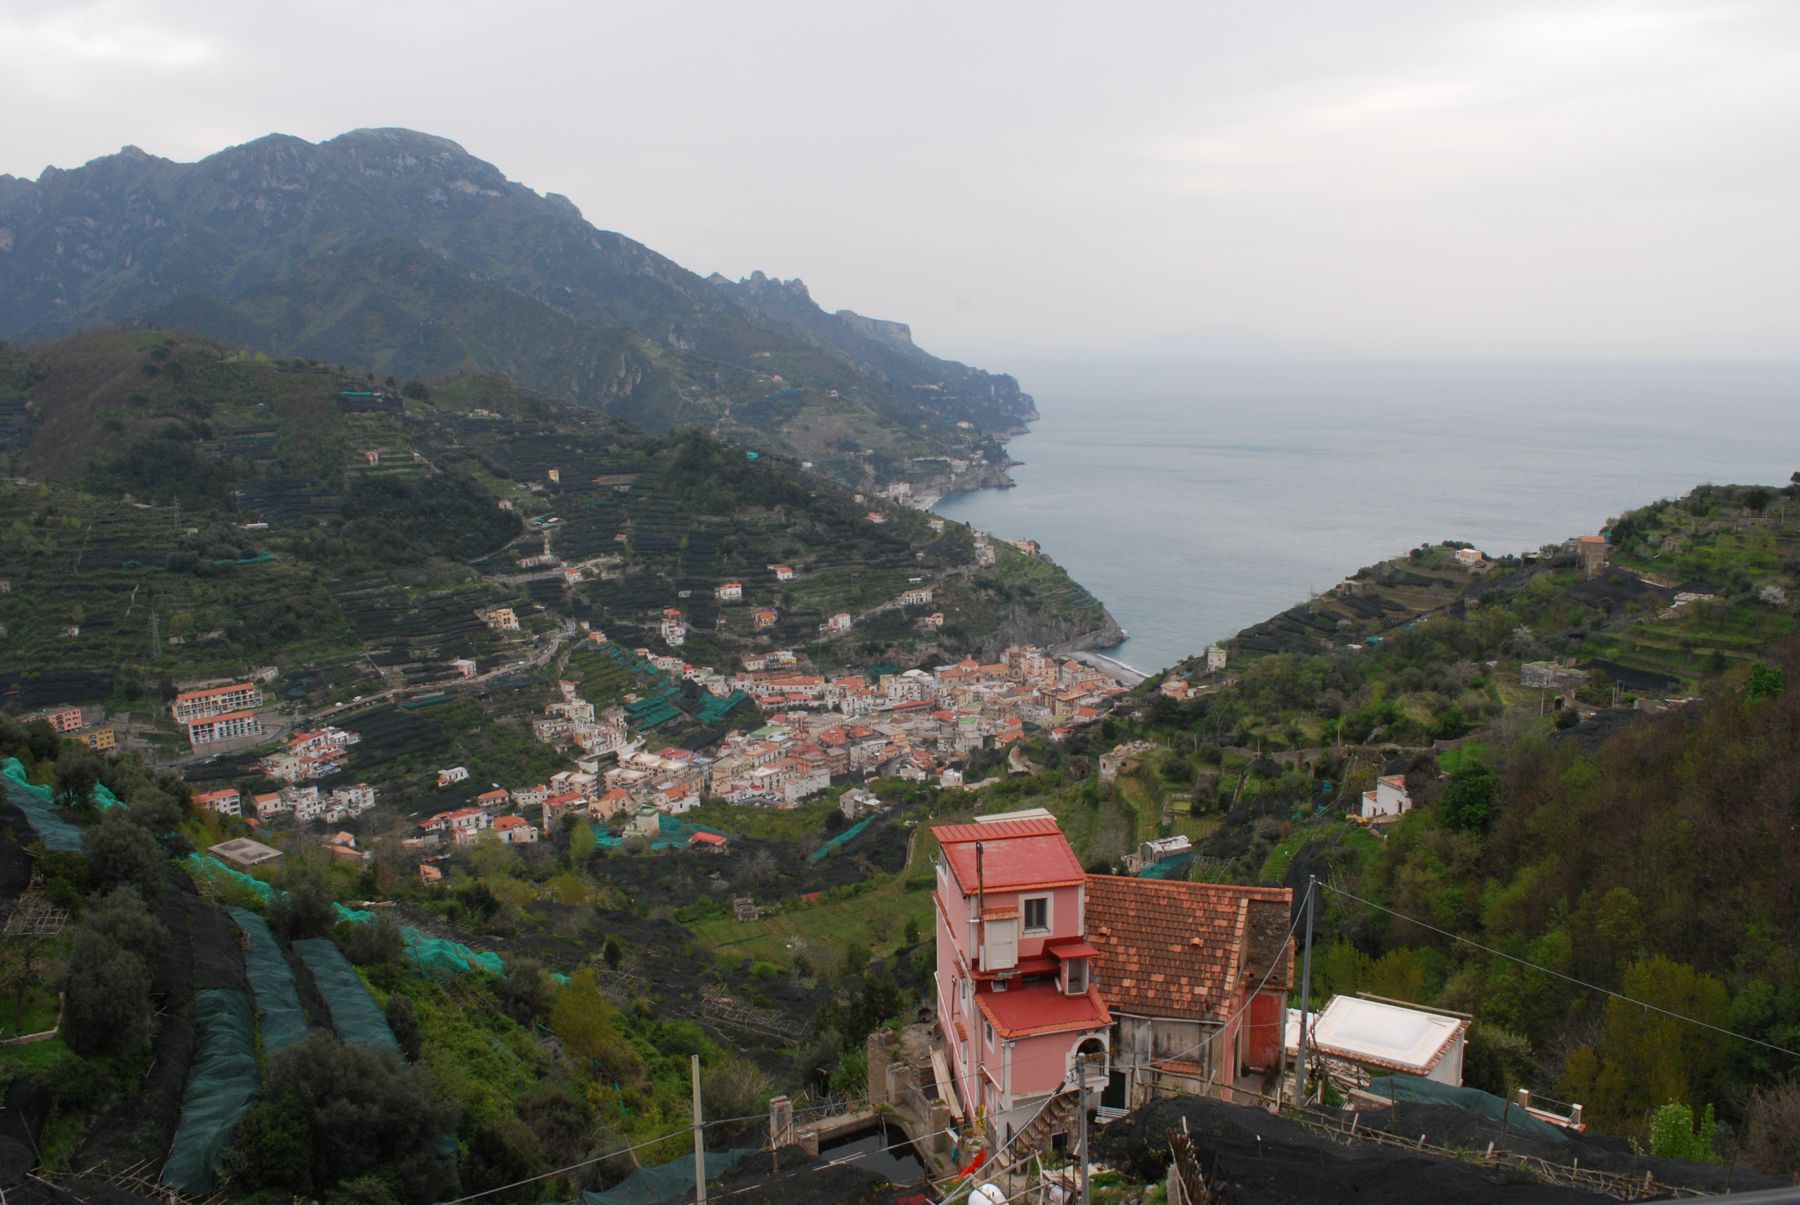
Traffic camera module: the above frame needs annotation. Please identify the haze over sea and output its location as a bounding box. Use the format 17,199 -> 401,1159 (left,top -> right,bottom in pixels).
933,359 -> 1800,675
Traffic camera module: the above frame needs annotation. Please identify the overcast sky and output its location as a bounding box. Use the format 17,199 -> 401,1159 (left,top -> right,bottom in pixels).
4,0 -> 1798,362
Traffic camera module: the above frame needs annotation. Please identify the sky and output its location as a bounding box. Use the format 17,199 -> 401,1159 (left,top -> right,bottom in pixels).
3,0 -> 1798,363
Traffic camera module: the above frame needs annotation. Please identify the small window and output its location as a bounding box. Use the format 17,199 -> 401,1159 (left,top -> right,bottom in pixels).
1023,896 -> 1051,934
985,1021 -> 995,1048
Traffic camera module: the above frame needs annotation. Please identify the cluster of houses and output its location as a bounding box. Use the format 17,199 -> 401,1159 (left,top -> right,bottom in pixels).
614,645 -> 1125,809
32,704 -> 118,752
193,781 -> 377,825
261,727 -> 360,782
394,644 -> 1126,854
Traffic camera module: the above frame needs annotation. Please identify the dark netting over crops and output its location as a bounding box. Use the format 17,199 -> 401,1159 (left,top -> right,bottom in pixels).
160,988 -> 259,1194
1352,1098 -> 1787,1196
1094,1097 -> 1613,1205
580,1148 -> 758,1205
230,906 -> 309,1053
0,813 -> 35,901
1367,1075 -> 1569,1143
293,937 -> 400,1054
699,1145 -> 927,1205
74,1013 -> 196,1169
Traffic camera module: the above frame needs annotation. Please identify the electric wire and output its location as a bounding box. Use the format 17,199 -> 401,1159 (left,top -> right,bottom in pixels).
1320,880 -> 1800,1061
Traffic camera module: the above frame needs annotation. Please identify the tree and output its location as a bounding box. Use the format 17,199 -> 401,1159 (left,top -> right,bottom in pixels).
1746,661 -> 1785,700
568,818 -> 597,862
53,750 -> 101,810
1588,956 -> 1730,1131
231,1032 -> 457,1203
496,957 -> 556,1023
60,930 -> 153,1057
385,994 -> 422,1062
271,862 -> 337,939
549,972 -> 642,1081
85,808 -> 166,901
1742,1080 -> 1800,1179
343,914 -> 405,967
1439,759 -> 1499,833
84,886 -> 167,956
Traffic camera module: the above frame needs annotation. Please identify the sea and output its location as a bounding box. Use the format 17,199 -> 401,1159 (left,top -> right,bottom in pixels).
933,358 -> 1800,676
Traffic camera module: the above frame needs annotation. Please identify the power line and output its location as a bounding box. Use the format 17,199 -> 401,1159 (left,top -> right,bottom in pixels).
1319,881 -> 1800,1061
437,1126 -> 697,1205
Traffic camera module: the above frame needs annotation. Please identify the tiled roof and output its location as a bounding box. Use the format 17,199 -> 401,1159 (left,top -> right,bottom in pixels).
1085,875 -> 1293,1023
977,982 -> 1111,1039
933,818 -> 1085,893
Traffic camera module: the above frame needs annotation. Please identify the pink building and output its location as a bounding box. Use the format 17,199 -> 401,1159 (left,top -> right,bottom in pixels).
933,814 -> 1110,1154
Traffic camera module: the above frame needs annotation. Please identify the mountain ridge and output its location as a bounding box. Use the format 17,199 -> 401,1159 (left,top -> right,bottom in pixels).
0,128 -> 1034,490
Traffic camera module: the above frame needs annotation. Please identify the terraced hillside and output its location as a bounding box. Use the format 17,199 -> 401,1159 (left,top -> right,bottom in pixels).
0,330 -> 1117,740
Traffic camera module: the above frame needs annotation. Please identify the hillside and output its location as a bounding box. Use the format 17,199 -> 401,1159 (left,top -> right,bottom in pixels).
0,128 -> 1035,488
6,479 -> 1800,1204
952,481 -> 1800,1161
0,329 -> 1116,730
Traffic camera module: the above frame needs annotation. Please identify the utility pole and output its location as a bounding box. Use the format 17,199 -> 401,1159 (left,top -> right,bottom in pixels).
1076,1057 -> 1091,1205
691,1054 -> 707,1204
1292,876 -> 1316,1109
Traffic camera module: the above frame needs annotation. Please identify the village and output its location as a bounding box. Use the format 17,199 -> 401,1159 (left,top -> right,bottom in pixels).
171,634 -> 1130,866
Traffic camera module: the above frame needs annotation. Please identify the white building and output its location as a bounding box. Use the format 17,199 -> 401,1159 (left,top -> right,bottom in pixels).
1360,775 -> 1412,822
1287,995 -> 1468,1088
437,766 -> 471,788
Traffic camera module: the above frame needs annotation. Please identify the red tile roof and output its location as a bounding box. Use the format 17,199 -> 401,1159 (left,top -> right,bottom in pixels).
1085,875 -> 1293,1023
977,983 -> 1110,1039
932,818 -> 1084,893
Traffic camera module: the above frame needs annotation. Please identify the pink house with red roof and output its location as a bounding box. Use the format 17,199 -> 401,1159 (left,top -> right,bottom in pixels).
933,813 -> 1110,1154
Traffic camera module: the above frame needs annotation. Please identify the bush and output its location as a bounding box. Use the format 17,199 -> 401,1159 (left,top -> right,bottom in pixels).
1648,1101 -> 1717,1164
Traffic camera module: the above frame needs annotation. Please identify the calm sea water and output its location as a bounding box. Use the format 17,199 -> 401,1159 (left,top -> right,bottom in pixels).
934,359 -> 1800,675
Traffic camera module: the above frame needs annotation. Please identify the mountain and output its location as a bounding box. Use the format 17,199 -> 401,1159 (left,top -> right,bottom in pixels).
0,328 -> 1114,714
0,129 -> 1035,488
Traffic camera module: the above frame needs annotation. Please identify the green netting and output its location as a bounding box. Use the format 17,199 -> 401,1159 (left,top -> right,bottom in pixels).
809,814 -> 876,862
229,907 -> 309,1053
160,988 -> 260,1193
1137,853 -> 1196,880
195,857 -> 509,981
648,816 -> 729,852
1366,1075 -> 1569,1143
695,691 -> 748,725
405,931 -> 505,978
2,756 -> 84,851
580,1148 -> 757,1205
293,938 -> 400,1055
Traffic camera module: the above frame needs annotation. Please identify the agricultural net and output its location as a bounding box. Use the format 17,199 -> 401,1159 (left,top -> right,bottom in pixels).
159,988 -> 259,1194
2,756 -> 125,852
1365,1076 -> 1569,1143
229,907 -> 308,1053
809,815 -> 876,862
580,1148 -> 757,1205
194,856 -> 510,980
1137,852 -> 1196,880
1,758 -> 82,852
649,816 -> 729,852
292,938 -> 401,1055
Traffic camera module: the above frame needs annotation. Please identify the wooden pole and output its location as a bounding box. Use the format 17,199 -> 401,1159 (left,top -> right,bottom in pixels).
692,1054 -> 707,1204
1292,876 -> 1316,1109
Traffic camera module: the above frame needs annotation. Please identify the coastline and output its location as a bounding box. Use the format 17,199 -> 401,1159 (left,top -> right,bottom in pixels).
1067,648 -> 1147,687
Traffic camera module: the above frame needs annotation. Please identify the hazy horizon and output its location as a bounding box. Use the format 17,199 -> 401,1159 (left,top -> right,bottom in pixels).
5,1 -> 1798,365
